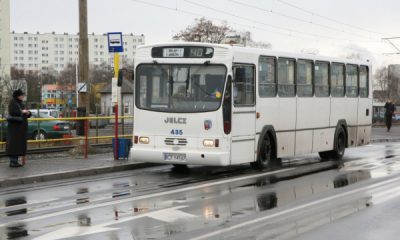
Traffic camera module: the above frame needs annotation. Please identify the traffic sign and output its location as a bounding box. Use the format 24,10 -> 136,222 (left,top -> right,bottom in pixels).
107,32 -> 123,53
77,82 -> 87,93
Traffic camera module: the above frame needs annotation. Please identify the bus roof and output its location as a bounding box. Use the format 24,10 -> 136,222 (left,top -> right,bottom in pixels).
137,42 -> 371,66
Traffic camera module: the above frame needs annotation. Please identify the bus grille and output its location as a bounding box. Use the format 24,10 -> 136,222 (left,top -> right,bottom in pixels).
164,138 -> 188,146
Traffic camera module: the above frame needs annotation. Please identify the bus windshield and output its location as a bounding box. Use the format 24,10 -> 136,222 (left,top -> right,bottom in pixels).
136,64 -> 227,113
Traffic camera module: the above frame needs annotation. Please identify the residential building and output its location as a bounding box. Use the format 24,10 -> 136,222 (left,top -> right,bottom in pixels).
10,32 -> 145,72
0,0 -> 10,79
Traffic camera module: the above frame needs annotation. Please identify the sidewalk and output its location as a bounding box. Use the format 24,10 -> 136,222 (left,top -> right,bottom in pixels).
371,125 -> 400,143
0,126 -> 398,188
0,152 -> 154,188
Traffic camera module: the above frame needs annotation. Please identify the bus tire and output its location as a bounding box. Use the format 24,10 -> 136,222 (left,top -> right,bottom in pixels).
252,133 -> 275,171
319,127 -> 346,161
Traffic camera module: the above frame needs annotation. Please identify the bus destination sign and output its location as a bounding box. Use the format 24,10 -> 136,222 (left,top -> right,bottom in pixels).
163,48 -> 184,57
152,46 -> 214,58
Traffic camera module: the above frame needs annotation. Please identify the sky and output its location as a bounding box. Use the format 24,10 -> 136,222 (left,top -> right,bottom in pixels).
10,0 -> 400,68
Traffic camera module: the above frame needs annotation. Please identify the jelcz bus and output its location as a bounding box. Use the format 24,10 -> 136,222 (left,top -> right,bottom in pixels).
130,43 -> 372,170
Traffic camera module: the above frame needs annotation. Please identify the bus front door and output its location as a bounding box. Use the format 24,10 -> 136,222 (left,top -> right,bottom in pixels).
230,65 -> 256,165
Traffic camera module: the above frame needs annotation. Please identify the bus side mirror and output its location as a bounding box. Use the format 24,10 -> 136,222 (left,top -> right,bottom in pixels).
117,70 -> 123,87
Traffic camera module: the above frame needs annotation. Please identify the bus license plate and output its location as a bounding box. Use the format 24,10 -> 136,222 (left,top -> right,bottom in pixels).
163,153 -> 187,162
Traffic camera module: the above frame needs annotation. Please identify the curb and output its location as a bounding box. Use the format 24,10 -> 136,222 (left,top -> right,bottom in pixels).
371,138 -> 400,143
0,162 -> 157,188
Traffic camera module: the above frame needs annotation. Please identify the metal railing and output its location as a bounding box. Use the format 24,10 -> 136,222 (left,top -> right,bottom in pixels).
0,115 -> 133,159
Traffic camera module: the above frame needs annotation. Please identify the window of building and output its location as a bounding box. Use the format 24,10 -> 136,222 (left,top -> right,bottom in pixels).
258,56 -> 276,97
346,64 -> 358,97
19,50 -> 24,54
28,37 -> 33,41
359,66 -> 369,98
19,37 -> 23,40
297,59 -> 313,97
331,63 -> 345,97
278,58 -> 295,97
19,43 -> 23,47
233,65 -> 255,105
314,61 -> 329,97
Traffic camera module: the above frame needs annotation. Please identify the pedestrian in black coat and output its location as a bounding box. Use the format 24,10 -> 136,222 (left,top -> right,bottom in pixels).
6,89 -> 31,168
384,99 -> 396,132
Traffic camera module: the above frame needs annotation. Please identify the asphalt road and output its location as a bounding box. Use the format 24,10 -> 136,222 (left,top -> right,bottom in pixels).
1,142 -> 400,240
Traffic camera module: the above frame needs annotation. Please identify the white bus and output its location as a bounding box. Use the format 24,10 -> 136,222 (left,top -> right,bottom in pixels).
130,43 -> 372,170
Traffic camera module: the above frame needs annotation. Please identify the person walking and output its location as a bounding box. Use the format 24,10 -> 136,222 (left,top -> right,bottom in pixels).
384,99 -> 396,132
6,89 -> 31,168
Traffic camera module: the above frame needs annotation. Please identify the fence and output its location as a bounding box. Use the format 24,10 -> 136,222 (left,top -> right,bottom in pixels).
0,115 -> 134,159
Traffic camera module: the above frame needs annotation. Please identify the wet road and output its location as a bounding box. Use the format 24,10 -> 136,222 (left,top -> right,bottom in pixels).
1,143 -> 400,240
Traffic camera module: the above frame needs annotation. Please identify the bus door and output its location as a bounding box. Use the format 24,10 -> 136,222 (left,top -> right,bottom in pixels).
230,64 -> 256,165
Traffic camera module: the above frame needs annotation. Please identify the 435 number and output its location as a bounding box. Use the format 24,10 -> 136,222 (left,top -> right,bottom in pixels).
170,129 -> 183,135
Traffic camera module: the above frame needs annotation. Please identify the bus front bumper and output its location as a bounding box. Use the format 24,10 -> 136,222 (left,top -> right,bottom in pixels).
130,147 -> 230,166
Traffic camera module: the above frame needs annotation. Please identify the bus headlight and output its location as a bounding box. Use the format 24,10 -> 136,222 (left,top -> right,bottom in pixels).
139,137 -> 150,144
203,139 -> 215,147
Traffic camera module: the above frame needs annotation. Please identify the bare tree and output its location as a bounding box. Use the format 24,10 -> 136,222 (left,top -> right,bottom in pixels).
374,67 -> 388,93
173,18 -> 230,43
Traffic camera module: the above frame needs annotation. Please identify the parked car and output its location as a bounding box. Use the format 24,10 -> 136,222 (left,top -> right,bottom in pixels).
393,114 -> 400,121
28,109 -> 60,118
0,113 -> 71,140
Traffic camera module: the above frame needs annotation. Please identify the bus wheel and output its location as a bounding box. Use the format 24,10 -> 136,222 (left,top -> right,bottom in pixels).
319,127 -> 346,161
252,134 -> 274,171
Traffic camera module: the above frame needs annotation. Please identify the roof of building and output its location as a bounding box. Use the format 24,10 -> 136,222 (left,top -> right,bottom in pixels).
99,80 -> 133,94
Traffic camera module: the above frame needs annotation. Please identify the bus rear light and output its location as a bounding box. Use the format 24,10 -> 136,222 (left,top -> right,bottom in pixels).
134,136 -> 139,144
215,139 -> 219,148
139,137 -> 150,144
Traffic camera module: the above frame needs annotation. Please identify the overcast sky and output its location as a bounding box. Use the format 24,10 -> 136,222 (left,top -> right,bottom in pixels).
10,0 -> 400,67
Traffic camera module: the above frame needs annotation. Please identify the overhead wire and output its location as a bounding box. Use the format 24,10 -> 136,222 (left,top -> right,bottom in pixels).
228,0 -> 379,40
276,0 -> 392,36
183,0 -> 381,43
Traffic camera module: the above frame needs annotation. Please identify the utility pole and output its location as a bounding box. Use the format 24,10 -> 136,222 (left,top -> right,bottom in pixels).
78,0 -> 90,137
78,0 -> 89,117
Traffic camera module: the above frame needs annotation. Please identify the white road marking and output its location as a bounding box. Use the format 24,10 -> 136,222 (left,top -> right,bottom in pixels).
189,175 -> 400,240
0,168 -> 293,227
32,206 -> 189,240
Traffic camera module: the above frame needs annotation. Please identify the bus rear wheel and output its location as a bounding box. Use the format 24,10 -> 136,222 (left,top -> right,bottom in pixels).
319,127 -> 346,161
252,134 -> 274,171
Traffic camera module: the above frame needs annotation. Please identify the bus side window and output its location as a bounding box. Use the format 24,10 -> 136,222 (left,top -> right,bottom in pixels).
278,58 -> 295,97
330,63 -> 345,97
259,56 -> 276,97
314,62 -> 329,97
233,65 -> 255,106
346,64 -> 358,98
359,66 -> 369,98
